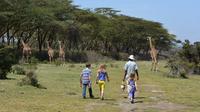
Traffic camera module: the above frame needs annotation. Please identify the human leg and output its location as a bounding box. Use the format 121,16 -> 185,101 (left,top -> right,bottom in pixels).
88,82 -> 94,98
128,86 -> 135,103
98,81 -> 105,100
82,84 -> 87,98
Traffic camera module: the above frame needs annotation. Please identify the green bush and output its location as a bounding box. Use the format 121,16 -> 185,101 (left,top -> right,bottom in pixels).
12,49 -> 85,63
19,71 -> 46,89
12,65 -> 26,75
32,50 -> 49,61
166,57 -> 188,79
0,46 -> 20,79
65,51 -> 88,62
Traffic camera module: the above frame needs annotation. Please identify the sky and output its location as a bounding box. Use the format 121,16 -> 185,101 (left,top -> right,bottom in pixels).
72,0 -> 200,43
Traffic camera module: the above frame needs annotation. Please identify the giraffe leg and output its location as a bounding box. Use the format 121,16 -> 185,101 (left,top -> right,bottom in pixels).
155,61 -> 158,72
49,56 -> 51,63
151,60 -> 154,71
63,55 -> 65,62
154,58 -> 158,72
22,55 -> 25,63
153,61 -> 156,71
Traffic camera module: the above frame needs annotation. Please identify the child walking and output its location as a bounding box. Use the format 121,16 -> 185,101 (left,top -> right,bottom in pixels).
96,64 -> 110,100
80,64 -> 94,99
127,73 -> 136,103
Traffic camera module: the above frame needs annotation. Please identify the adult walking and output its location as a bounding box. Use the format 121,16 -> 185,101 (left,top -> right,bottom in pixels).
122,55 -> 139,93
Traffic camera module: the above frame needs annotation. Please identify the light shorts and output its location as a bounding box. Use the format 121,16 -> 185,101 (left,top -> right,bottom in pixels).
98,80 -> 105,91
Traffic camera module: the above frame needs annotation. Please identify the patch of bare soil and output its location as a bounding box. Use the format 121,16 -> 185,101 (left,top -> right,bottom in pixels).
85,102 -> 106,112
119,84 -> 188,112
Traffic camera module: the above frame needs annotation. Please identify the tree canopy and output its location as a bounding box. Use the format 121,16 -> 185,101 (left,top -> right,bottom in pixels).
0,0 -> 176,58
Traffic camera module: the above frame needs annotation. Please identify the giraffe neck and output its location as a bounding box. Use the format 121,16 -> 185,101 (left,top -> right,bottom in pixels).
149,38 -> 154,50
21,40 -> 26,47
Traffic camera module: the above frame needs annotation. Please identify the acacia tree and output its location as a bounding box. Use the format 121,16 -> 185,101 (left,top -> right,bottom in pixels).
0,0 -> 176,61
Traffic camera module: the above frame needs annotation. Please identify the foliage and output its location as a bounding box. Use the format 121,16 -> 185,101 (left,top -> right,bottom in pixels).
19,71 -> 38,86
166,40 -> 200,77
66,51 -> 88,62
0,0 -> 175,61
166,56 -> 188,78
179,40 -> 200,74
12,65 -> 26,75
0,46 -> 20,79
19,70 -> 46,89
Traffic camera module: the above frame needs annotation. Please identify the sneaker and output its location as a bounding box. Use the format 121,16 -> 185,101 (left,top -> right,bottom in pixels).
130,98 -> 134,104
101,97 -> 104,100
83,96 -> 86,99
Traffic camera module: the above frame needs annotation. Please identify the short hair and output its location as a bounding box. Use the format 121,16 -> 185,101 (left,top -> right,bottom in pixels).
130,73 -> 135,78
86,63 -> 91,68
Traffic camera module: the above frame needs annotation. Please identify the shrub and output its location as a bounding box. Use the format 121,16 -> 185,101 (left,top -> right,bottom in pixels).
86,51 -> 112,62
0,46 -> 20,79
19,71 -> 46,89
33,50 -> 49,61
66,51 -> 88,62
166,56 -> 188,79
102,52 -> 120,60
12,65 -> 26,75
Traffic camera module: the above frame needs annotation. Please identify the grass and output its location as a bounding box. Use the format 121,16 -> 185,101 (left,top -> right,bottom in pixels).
0,61 -> 200,112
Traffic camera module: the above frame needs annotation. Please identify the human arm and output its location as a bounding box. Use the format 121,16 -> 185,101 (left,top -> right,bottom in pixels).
123,70 -> 127,82
80,73 -> 82,87
106,72 -> 110,82
135,63 -> 139,80
95,71 -> 99,84
135,70 -> 139,80
123,63 -> 128,82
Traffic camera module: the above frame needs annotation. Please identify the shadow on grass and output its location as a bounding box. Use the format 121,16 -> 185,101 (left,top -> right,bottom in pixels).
0,77 -> 16,80
134,100 -> 144,103
103,98 -> 116,101
135,96 -> 146,99
81,97 -> 116,101
124,96 -> 128,98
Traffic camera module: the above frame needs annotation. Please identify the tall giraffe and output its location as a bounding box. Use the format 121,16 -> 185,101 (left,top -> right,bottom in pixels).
21,40 -> 32,62
147,37 -> 158,71
46,41 -> 54,63
58,40 -> 65,62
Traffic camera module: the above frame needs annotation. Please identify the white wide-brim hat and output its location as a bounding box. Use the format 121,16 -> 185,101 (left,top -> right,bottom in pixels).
128,55 -> 135,60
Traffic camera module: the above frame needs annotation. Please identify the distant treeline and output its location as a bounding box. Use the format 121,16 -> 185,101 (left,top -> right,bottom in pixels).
0,0 -> 176,58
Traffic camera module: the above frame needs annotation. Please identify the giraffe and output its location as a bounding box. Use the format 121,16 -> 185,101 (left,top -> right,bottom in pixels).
46,41 -> 54,63
58,40 -> 65,62
21,40 -> 32,62
147,37 -> 158,71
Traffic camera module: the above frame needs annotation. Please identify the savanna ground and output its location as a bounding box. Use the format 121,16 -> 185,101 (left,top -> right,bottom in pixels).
0,61 -> 200,112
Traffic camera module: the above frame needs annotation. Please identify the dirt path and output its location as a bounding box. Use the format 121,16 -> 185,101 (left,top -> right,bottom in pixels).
118,84 -> 188,112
